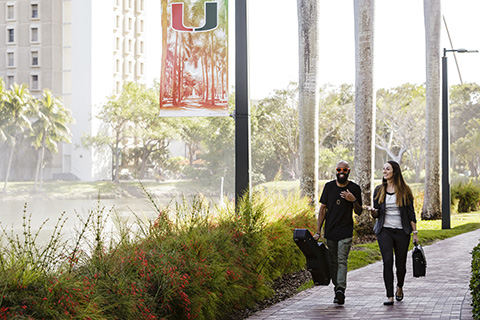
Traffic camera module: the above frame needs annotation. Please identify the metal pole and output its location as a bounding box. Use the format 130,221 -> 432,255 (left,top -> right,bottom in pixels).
442,51 -> 451,229
235,0 -> 251,205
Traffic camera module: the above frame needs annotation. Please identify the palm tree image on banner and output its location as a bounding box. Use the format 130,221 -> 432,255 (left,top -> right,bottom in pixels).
159,0 -> 229,117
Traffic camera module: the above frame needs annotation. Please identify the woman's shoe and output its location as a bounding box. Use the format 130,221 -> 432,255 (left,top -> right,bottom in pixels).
384,297 -> 394,305
395,287 -> 404,301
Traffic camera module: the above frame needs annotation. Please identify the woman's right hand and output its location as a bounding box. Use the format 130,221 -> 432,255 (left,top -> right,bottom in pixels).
364,206 -> 379,218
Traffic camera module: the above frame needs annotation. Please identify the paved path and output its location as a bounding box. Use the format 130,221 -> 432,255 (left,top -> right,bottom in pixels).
248,229 -> 480,320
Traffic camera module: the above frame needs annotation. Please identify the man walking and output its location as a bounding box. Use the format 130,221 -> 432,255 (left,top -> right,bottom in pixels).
313,160 -> 363,305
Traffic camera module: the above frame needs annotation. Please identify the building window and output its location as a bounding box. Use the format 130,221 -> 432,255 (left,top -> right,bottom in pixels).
140,0 -> 144,11
31,4 -> 39,19
31,75 -> 39,90
7,52 -> 14,67
7,76 -> 14,88
116,38 -> 120,50
128,61 -> 132,74
31,51 -> 39,66
128,39 -> 132,52
140,20 -> 144,33
140,41 -> 144,54
116,16 -> 120,29
7,28 -> 15,43
128,18 -> 132,30
7,5 -> 15,20
140,62 -> 144,75
116,59 -> 120,72
31,27 -> 39,42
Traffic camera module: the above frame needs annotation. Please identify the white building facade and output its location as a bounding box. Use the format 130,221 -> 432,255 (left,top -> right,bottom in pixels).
0,0 -> 149,181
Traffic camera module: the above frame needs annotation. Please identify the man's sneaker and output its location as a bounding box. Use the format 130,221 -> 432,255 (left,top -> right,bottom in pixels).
335,289 -> 345,305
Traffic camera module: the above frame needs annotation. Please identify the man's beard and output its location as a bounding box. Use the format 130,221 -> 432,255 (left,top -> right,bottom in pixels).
336,173 -> 349,184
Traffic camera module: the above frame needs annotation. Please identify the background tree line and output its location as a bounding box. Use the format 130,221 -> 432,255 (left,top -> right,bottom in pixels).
81,80 -> 480,197
2,77 -> 479,201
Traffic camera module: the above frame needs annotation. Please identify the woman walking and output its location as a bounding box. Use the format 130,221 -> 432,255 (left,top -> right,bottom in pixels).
366,160 -> 418,305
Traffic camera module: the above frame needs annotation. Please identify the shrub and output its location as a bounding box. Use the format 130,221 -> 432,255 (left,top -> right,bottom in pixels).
471,241 -> 480,319
452,182 -> 480,213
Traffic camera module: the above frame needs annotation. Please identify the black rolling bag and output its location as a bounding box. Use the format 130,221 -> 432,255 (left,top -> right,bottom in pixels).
412,242 -> 427,277
293,228 -> 331,285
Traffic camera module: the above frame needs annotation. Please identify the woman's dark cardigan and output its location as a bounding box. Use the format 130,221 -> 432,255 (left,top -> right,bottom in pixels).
372,185 -> 417,235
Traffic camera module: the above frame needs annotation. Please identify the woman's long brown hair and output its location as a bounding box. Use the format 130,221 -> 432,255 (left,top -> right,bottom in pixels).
375,160 -> 413,207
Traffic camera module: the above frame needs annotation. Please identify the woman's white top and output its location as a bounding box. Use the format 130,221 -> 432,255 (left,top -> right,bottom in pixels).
383,192 -> 403,229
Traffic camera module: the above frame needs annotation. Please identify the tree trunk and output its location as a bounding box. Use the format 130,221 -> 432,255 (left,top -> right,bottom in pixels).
2,141 -> 15,193
354,0 -> 376,235
297,0 -> 319,209
34,148 -> 42,192
139,147 -> 152,179
34,133 -> 47,192
422,0 -> 442,220
39,141 -> 46,191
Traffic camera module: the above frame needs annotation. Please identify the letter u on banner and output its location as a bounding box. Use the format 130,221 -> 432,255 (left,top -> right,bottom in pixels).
159,0 -> 229,117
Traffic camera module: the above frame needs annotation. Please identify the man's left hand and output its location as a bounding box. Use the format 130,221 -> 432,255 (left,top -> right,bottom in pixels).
340,189 -> 356,203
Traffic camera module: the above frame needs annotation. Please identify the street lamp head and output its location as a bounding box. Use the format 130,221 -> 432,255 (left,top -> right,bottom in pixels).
456,49 -> 479,53
444,48 -> 479,55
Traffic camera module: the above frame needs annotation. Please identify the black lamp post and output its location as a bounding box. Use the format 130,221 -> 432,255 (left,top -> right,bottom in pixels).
235,0 -> 251,205
441,48 -> 478,230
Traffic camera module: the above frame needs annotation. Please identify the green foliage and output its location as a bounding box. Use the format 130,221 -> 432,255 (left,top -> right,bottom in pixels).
317,84 -> 355,178
375,83 -> 426,174
82,82 -> 177,182
452,182 -> 480,213
402,169 -> 425,184
471,241 -> 480,319
252,82 -> 299,182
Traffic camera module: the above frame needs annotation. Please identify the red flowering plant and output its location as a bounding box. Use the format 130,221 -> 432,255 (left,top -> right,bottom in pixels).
0,190 -> 316,319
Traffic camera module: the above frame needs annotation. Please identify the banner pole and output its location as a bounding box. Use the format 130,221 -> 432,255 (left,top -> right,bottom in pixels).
235,0 -> 251,206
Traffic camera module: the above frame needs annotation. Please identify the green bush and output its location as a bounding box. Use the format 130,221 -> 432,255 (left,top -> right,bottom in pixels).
471,241 -> 480,319
452,182 -> 480,213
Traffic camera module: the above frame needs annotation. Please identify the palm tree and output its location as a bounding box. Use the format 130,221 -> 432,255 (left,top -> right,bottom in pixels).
353,0 -> 375,235
1,83 -> 33,192
297,0 -> 320,208
31,89 -> 74,192
422,0 -> 442,220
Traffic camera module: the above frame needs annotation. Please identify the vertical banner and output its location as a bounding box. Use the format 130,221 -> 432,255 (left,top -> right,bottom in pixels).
159,0 -> 229,117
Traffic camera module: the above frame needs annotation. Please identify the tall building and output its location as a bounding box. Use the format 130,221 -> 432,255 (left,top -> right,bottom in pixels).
0,0 -> 148,181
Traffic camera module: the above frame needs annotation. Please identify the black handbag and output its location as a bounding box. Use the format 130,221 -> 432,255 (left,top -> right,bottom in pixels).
412,242 -> 427,277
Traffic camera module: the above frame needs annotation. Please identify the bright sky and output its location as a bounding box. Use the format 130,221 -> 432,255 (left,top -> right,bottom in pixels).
146,0 -> 480,100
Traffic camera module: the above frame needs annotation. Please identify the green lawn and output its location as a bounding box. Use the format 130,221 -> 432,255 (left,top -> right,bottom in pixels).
0,180 -> 213,201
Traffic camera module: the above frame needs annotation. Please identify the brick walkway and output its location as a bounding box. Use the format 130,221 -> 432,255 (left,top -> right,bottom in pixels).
248,228 -> 480,320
